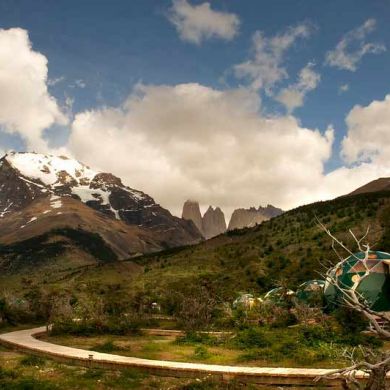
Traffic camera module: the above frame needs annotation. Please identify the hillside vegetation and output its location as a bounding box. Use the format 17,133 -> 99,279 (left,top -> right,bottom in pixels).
1,191 -> 390,305
130,190 -> 390,301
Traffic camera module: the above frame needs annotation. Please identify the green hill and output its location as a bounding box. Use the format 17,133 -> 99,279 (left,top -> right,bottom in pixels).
2,190 -> 390,305
130,190 -> 390,301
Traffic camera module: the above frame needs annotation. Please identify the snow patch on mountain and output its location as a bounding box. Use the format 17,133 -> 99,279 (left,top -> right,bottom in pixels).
50,195 -> 62,209
6,152 -> 96,186
71,186 -> 120,220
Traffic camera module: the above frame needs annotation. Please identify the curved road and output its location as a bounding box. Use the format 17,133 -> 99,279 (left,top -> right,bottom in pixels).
0,326 -> 351,387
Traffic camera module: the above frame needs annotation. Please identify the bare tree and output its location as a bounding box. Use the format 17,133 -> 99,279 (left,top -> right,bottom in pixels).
315,220 -> 390,390
176,287 -> 217,333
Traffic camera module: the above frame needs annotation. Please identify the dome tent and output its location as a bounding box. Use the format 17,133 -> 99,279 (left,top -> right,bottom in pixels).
233,293 -> 262,310
296,280 -> 325,304
263,287 -> 294,306
324,251 -> 390,312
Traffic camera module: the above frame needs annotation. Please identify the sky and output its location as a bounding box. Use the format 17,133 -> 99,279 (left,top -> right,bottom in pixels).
0,0 -> 390,218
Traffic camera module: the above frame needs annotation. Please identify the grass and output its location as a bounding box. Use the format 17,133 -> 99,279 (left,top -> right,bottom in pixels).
19,354 -> 46,367
42,327 -> 353,368
90,340 -> 127,353
0,346 -> 219,389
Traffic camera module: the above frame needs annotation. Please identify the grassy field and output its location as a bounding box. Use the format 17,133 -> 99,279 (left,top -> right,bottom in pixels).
42,328 -> 351,369
0,343 -> 336,389
0,344 -> 253,390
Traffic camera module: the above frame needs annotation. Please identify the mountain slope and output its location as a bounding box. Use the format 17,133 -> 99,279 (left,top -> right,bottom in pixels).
0,196 -> 161,258
0,152 -> 202,264
130,190 -> 390,300
5,186 -> 389,303
347,177 -> 390,196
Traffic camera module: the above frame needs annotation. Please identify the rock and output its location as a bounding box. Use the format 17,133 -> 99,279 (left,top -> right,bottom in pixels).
228,205 -> 283,231
182,200 -> 203,233
202,206 -> 227,239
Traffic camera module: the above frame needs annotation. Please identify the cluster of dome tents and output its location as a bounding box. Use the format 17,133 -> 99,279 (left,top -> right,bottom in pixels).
234,251 -> 390,312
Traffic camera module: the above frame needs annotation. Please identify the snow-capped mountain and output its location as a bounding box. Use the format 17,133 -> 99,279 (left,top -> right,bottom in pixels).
0,152 -> 202,258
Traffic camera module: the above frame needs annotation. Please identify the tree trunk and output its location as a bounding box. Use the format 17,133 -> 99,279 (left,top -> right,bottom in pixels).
365,367 -> 388,390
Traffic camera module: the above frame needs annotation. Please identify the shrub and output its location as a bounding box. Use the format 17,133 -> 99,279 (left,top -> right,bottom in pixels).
82,368 -> 104,379
299,324 -> 335,347
19,355 -> 45,367
234,327 -> 270,349
193,346 -> 211,360
0,367 -> 17,380
334,307 -> 368,334
176,332 -> 221,346
51,315 -> 142,336
90,340 -> 125,353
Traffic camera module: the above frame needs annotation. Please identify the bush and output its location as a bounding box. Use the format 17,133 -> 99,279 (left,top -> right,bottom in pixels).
0,367 -> 17,380
176,332 -> 221,346
90,340 -> 125,353
82,368 -> 104,379
299,324 -> 335,347
19,355 -> 45,367
334,307 -> 368,334
51,315 -> 142,336
234,327 -> 270,349
193,346 -> 211,360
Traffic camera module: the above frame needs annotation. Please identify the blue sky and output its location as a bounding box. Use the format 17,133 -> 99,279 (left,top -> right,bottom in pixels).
0,0 -> 389,215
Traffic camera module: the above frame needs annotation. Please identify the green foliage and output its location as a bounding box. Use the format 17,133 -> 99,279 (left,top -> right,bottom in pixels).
51,316 -> 142,336
124,189 -> 390,308
81,368 -> 104,379
193,345 -> 211,360
55,228 -> 117,262
0,366 -> 55,390
90,340 -> 124,353
233,327 -> 271,349
0,367 -> 17,380
19,355 -> 45,367
0,228 -> 117,270
333,307 -> 369,334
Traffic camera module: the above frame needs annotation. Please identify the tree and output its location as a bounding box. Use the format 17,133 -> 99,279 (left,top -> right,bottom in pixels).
316,220 -> 390,390
176,286 -> 217,332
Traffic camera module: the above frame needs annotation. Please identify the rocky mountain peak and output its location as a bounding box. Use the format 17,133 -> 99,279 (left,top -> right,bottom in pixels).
182,200 -> 203,233
202,206 -> 227,239
0,152 -> 203,251
228,205 -> 283,231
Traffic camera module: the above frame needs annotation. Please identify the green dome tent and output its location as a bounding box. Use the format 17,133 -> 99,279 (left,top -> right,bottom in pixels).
324,251 -> 390,312
263,287 -> 295,306
296,280 -> 325,305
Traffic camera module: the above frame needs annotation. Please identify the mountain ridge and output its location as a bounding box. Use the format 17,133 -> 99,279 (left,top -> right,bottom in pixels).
346,177 -> 390,197
182,200 -> 283,238
0,152 -> 202,261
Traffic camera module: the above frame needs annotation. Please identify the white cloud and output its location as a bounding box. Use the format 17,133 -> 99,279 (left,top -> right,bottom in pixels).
67,84 -> 390,218
0,27 -> 389,220
276,63 -> 320,113
48,76 -> 65,87
68,82 -> 336,217
325,19 -> 386,71
0,28 -> 67,151
342,95 -> 390,164
339,84 -> 349,94
168,0 -> 239,44
74,79 -> 86,89
234,23 -> 313,92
